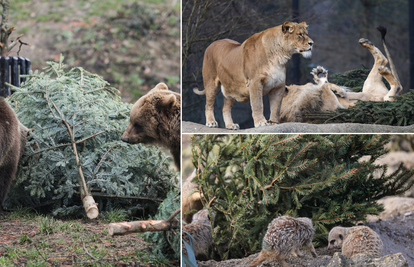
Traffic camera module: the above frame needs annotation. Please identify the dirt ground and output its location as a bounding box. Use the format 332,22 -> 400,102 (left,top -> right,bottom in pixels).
0,215 -> 178,266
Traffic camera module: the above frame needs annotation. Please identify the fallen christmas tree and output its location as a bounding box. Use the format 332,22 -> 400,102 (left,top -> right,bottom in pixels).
4,56 -> 178,220
300,90 -> 414,126
191,134 -> 414,260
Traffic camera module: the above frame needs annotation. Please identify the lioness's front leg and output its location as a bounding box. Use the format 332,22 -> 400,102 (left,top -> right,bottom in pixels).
249,79 -> 270,127
268,86 -> 285,124
222,97 -> 240,130
204,81 -> 220,127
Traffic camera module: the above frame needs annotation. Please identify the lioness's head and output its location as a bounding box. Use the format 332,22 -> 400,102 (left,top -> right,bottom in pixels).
282,21 -> 313,58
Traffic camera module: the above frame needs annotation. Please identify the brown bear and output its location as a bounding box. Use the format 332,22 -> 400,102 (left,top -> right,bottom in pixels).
121,83 -> 181,170
0,97 -> 28,215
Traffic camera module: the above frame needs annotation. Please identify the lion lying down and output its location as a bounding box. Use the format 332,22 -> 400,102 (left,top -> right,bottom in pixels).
280,67 -> 348,122
282,26 -> 402,122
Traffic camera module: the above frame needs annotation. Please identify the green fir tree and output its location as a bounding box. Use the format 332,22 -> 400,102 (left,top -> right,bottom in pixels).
4,56 -> 178,219
191,134 -> 414,260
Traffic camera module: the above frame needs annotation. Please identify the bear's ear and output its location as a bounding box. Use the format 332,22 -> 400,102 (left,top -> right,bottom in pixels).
282,21 -> 295,34
159,94 -> 177,108
154,83 -> 169,91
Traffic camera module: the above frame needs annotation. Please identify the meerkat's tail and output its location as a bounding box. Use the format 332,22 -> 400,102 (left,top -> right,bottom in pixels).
247,249 -> 273,267
191,83 -> 205,95
377,26 -> 401,87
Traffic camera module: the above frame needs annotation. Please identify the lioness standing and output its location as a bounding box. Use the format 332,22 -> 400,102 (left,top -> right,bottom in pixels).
194,21 -> 314,129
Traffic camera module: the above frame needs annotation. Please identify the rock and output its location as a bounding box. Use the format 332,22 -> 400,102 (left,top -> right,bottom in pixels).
326,252 -> 408,267
327,252 -> 348,267
367,197 -> 414,221
182,121 -> 414,134
196,252 -> 408,267
379,197 -> 414,219
373,151 -> 414,198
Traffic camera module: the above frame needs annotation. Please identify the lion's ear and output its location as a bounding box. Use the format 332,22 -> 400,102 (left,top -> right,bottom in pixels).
282,21 -> 295,33
299,22 -> 308,28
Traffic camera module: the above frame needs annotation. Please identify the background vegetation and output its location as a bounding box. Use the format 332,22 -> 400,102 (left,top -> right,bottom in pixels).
8,0 -> 180,102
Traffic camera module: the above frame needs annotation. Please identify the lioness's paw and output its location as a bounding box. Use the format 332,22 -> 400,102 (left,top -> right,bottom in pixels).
226,123 -> 240,130
378,65 -> 390,75
255,121 -> 271,127
359,38 -> 373,48
206,121 -> 218,128
333,88 -> 347,98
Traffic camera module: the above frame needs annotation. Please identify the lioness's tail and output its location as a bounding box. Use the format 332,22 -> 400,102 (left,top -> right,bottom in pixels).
377,25 -> 401,86
191,83 -> 206,95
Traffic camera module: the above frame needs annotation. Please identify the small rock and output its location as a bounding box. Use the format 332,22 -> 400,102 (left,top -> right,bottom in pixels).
327,252 -> 348,267
326,253 -> 408,267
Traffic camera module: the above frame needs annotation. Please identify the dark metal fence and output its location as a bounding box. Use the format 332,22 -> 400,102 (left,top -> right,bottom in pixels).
0,56 -> 31,97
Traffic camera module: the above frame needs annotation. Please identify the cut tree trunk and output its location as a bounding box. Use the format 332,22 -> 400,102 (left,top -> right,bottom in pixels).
108,208 -> 180,236
108,219 -> 179,236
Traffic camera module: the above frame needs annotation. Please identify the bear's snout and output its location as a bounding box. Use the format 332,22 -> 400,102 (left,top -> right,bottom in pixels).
121,137 -> 129,143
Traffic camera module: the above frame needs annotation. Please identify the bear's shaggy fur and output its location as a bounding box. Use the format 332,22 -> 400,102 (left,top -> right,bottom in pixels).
121,83 -> 181,170
0,98 -> 28,214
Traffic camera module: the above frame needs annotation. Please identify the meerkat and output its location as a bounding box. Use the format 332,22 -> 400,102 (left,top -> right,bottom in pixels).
248,215 -> 317,267
182,209 -> 215,261
328,225 -> 383,258
182,170 -> 203,224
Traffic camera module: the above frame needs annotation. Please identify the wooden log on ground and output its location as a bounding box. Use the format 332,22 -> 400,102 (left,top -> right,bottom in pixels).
108,208 -> 180,236
108,219 -> 179,236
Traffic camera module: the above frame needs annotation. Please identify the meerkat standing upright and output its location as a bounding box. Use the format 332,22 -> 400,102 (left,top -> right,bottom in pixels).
248,215 -> 317,267
182,209 -> 215,261
328,225 -> 383,258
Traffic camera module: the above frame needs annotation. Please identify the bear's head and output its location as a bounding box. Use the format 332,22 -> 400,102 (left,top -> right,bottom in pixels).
121,82 -> 180,150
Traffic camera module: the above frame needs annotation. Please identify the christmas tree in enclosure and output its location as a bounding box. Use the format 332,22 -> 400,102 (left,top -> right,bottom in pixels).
191,134 -> 414,260
4,56 -> 179,220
